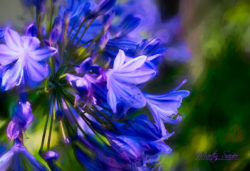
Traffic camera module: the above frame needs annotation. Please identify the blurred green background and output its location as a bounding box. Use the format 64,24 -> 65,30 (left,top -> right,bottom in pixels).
159,0 -> 250,170
0,0 -> 249,170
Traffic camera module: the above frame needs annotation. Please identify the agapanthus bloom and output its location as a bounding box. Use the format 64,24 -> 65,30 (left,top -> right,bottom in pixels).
106,50 -> 156,114
0,28 -> 57,90
0,0 -> 190,170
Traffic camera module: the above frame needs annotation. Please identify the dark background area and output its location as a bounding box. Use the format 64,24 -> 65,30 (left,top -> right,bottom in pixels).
157,0 -> 250,170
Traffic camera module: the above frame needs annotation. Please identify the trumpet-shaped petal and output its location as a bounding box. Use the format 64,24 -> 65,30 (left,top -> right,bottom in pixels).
145,81 -> 190,127
106,50 -> 156,113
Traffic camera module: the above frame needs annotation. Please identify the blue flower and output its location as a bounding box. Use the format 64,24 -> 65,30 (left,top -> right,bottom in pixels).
0,28 -> 57,90
145,80 -> 190,127
6,101 -> 33,140
0,142 -> 47,171
106,50 -> 156,114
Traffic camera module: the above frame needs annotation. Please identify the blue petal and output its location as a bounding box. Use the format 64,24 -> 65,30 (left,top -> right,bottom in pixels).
0,143 -> 47,171
1,60 -> 23,91
12,101 -> 33,130
165,41 -> 191,62
6,121 -> 21,140
109,135 -> 144,162
25,60 -> 49,83
107,75 -> 146,113
29,47 -> 57,61
113,65 -> 156,85
26,24 -> 38,37
0,27 -> 4,41
21,36 -> 40,50
116,14 -> 141,37
145,81 -> 190,125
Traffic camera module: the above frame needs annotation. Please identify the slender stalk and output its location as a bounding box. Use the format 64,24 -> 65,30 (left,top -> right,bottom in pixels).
75,19 -> 96,46
47,101 -> 55,150
60,120 -> 67,141
71,18 -> 88,43
48,0 -> 55,32
39,111 -> 50,153
64,100 -> 87,136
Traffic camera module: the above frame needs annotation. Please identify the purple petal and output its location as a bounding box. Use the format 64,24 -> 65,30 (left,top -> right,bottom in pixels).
26,24 -> 38,37
1,60 -> 23,91
152,141 -> 172,154
113,66 -> 156,84
107,88 -> 118,113
0,148 -> 14,170
165,42 -> 191,62
29,47 -> 57,61
6,121 -> 21,140
110,135 -> 144,162
107,76 -> 146,112
118,55 -> 147,72
4,28 -> 21,50
77,114 -> 95,136
0,44 -> 19,65
43,151 -> 59,160
25,59 -> 49,82
15,101 -> 33,129
145,81 -> 190,125
21,36 -> 40,50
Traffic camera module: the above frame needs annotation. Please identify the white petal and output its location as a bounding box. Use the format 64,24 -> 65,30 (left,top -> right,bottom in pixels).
113,50 -> 126,70
118,55 -> 147,72
113,66 -> 156,84
107,85 -> 118,113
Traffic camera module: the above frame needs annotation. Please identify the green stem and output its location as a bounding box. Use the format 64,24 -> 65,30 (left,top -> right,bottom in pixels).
47,101 -> 55,150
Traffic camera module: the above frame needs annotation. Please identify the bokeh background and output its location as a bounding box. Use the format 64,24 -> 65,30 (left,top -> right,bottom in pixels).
0,0 -> 249,170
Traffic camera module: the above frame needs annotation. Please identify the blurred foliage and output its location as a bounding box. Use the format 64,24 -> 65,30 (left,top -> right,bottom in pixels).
161,0 -> 250,170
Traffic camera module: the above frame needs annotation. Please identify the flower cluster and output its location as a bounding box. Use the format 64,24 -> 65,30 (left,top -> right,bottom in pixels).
0,0 -> 190,170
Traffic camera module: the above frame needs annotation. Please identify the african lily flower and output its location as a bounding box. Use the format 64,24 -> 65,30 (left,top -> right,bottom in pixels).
0,28 -> 57,90
106,50 -> 156,114
0,0 -> 190,170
